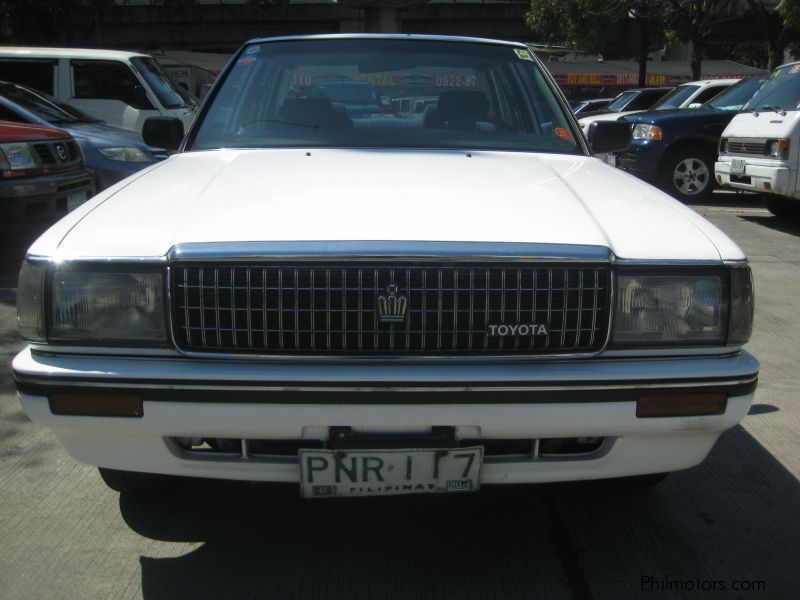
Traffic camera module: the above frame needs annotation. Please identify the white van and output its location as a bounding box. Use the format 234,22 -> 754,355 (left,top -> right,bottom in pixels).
715,62 -> 800,217
0,47 -> 197,133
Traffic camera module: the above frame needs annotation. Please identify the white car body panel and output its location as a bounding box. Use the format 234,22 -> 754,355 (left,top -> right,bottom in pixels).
30,149 -> 742,263
716,111 -> 800,199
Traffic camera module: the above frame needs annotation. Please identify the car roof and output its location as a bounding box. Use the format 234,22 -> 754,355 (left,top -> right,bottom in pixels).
0,47 -> 150,60
680,79 -> 740,87
244,33 -> 528,49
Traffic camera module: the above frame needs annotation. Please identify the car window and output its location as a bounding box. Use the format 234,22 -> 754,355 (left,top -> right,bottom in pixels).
0,59 -> 57,95
71,60 -> 155,110
745,64 -> 800,112
130,57 -> 195,109
693,85 -> 729,105
705,78 -> 766,111
627,91 -> 663,111
651,85 -> 700,110
0,104 -> 24,122
606,91 -> 637,111
192,39 -> 581,155
0,82 -> 75,123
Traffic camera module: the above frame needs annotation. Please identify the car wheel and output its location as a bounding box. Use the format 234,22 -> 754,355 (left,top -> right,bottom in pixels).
98,467 -> 179,496
661,150 -> 714,201
762,195 -> 800,219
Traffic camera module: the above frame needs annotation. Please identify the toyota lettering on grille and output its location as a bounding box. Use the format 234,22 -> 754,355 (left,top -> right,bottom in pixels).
488,324 -> 548,337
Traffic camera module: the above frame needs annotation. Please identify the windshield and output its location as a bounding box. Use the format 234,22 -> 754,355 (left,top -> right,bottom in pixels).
649,85 -> 699,110
130,57 -> 196,109
0,82 -> 84,123
607,91 -> 637,112
705,77 -> 766,111
744,64 -> 800,112
191,39 -> 581,155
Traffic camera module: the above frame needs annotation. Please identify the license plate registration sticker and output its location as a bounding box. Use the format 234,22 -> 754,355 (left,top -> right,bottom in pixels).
299,447 -> 483,498
67,191 -> 87,212
731,159 -> 746,174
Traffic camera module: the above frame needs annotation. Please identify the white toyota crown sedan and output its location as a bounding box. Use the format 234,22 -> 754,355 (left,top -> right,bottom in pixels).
13,35 -> 758,498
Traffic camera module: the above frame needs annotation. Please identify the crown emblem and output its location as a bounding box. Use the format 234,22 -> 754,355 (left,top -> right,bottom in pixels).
54,143 -> 67,161
377,283 -> 408,323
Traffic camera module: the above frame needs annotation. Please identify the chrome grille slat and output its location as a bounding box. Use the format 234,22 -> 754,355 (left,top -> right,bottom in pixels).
172,263 -> 610,355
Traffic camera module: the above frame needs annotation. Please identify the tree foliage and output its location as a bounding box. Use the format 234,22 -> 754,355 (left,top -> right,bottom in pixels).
746,0 -> 800,71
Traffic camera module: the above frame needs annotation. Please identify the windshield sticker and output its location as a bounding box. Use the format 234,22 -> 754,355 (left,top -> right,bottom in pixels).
790,65 -> 800,74
555,127 -> 572,141
514,49 -> 532,61
237,56 -> 257,67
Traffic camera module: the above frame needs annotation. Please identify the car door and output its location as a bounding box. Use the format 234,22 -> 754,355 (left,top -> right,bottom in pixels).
68,59 -> 160,132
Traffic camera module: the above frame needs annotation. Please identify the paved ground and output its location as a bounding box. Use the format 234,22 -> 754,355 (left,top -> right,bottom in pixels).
1,192 -> 798,600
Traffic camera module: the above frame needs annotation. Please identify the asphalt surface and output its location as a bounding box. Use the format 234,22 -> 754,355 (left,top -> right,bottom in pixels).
1,192 -> 798,600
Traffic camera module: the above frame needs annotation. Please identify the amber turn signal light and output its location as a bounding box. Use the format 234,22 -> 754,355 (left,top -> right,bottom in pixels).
49,393 -> 143,417
637,393 -> 726,418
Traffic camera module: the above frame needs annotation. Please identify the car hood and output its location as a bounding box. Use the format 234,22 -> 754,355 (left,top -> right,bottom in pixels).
721,110 -> 800,139
30,149 -> 744,262
623,107 -> 738,127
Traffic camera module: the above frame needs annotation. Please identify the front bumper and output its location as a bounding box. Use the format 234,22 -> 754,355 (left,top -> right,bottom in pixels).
616,140 -> 667,180
0,169 -> 95,227
13,348 -> 759,484
715,158 -> 795,197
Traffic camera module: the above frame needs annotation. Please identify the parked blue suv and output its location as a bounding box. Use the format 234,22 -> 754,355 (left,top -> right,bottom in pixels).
616,77 -> 766,201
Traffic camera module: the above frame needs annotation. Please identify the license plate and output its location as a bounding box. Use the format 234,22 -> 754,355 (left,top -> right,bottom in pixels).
731,159 -> 746,174
299,447 -> 483,499
67,191 -> 87,211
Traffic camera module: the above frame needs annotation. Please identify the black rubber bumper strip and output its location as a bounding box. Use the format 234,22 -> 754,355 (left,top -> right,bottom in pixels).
15,377 -> 758,405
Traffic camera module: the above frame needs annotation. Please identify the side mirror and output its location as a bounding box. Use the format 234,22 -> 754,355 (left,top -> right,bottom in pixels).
586,120 -> 631,154
142,117 -> 184,151
688,102 -> 702,109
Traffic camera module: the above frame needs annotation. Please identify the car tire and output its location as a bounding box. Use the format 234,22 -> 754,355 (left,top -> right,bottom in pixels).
98,467 -> 179,496
660,150 -> 715,201
762,195 -> 800,219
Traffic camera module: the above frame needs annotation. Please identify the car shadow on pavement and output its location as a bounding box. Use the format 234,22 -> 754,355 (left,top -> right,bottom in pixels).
121,424 -> 800,600
740,215 -> 800,237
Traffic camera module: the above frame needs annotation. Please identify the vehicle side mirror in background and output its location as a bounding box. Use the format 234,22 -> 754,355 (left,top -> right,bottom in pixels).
142,117 -> 184,151
586,121 -> 631,154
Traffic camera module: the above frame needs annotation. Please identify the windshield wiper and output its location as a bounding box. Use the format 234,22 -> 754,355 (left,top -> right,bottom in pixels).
760,105 -> 787,116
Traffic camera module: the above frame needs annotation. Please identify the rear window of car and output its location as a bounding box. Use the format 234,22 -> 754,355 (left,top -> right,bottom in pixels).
651,85 -> 700,110
190,39 -> 581,155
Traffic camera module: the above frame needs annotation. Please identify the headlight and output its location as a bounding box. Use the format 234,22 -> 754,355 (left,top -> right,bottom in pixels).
0,142 -> 37,170
97,147 -> 153,163
632,124 -> 663,141
612,269 -> 753,347
50,269 -> 166,344
17,262 -> 46,342
766,139 -> 789,159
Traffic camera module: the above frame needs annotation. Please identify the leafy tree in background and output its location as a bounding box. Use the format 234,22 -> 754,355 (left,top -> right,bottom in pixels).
526,0 -> 667,87
746,0 -> 800,71
664,0 -> 731,79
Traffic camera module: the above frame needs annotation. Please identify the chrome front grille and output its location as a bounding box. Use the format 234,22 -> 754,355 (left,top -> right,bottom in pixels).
724,139 -> 768,156
170,263 -> 611,355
